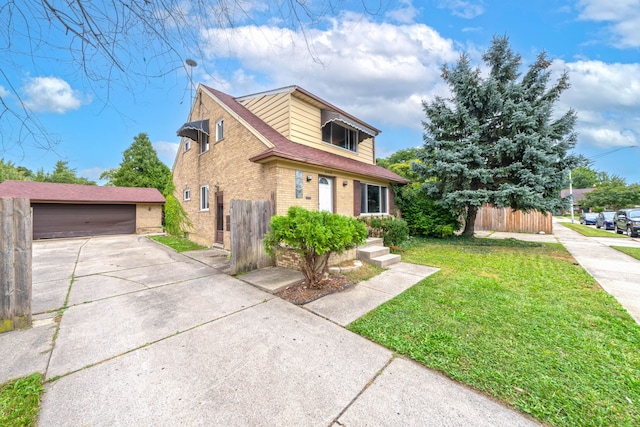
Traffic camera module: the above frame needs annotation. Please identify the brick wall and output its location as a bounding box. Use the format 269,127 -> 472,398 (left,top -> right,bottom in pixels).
275,247 -> 358,270
173,89 -> 276,249
135,203 -> 163,234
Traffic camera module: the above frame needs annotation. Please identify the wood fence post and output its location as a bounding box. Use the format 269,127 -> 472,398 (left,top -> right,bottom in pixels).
0,198 -> 32,333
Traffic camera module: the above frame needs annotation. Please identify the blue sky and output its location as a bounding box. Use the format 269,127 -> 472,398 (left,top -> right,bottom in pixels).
1,0 -> 639,185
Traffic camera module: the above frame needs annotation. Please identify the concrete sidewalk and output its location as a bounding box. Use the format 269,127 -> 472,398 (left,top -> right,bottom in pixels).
552,220 -> 640,324
0,234 -> 539,426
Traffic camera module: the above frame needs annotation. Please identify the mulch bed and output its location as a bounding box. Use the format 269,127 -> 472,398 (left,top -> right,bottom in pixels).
276,274 -> 356,305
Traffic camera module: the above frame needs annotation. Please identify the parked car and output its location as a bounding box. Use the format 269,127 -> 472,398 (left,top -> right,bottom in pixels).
579,212 -> 598,225
596,211 -> 616,230
614,208 -> 640,237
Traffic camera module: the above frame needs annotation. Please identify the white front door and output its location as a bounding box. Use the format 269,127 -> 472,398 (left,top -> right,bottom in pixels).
318,176 -> 333,212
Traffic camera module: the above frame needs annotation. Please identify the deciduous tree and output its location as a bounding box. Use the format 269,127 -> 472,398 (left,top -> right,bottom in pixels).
101,133 -> 173,195
416,36 -> 583,236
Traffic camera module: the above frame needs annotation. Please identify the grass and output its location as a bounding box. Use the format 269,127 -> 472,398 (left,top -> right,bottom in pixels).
341,262 -> 385,283
560,222 -> 627,238
611,245 -> 640,261
348,237 -> 640,427
0,374 -> 44,427
149,235 -> 208,252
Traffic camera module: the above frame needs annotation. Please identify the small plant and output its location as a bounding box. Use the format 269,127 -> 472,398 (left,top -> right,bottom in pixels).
264,207 -> 367,288
360,216 -> 409,246
0,374 -> 44,427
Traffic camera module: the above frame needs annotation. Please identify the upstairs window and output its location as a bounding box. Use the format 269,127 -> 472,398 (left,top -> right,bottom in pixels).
360,183 -> 388,215
216,118 -> 224,142
322,122 -> 358,152
184,139 -> 190,152
184,189 -> 191,201
199,133 -> 210,154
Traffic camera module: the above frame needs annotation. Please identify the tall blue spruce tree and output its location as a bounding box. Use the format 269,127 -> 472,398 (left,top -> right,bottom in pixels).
415,36 -> 583,236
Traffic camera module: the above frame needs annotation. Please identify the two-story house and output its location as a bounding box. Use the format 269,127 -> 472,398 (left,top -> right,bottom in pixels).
172,85 -> 408,249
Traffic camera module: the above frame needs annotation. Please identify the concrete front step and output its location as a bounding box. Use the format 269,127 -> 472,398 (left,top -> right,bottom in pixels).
359,237 -> 384,248
357,245 -> 390,261
357,244 -> 402,268
368,253 -> 402,268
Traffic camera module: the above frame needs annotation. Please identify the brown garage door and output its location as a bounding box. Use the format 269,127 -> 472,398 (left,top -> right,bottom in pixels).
32,203 -> 136,239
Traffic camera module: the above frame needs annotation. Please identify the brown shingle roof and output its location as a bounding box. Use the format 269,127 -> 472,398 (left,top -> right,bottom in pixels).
0,181 -> 165,203
560,187 -> 595,201
202,85 -> 409,185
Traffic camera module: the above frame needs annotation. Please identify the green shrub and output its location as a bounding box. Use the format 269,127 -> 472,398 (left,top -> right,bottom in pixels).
263,207 -> 368,288
361,216 -> 409,246
393,184 -> 460,237
163,194 -> 192,236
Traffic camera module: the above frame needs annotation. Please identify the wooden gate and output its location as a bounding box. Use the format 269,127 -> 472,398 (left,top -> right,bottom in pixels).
229,200 -> 274,275
1,198 -> 32,332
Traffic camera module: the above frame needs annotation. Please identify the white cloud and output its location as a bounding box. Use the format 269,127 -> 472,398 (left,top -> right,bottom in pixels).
578,0 -> 640,47
0,85 -> 9,98
554,59 -> 640,149
438,0 -> 484,19
78,167 -> 107,182
154,141 -> 180,166
22,76 -> 87,114
200,13 -> 458,129
387,0 -> 420,24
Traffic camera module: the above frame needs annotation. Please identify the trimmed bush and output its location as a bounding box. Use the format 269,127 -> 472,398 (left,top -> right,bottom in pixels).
263,207 -> 367,288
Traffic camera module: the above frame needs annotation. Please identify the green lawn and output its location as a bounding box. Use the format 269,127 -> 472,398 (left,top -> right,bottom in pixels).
348,237 -> 640,427
560,222 -> 627,238
149,235 -> 208,252
0,374 -> 43,427
611,245 -> 640,261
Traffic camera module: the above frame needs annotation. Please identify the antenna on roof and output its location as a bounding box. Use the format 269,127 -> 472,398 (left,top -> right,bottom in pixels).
185,59 -> 198,108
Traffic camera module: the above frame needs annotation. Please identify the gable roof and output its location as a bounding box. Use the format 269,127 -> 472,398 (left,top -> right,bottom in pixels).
0,181 -> 165,203
560,187 -> 595,201
201,85 -> 409,185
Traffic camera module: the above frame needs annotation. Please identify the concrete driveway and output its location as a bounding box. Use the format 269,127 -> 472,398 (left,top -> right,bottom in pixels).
1,234 -> 539,426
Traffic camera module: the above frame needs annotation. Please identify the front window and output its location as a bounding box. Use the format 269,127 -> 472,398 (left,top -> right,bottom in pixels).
322,122 -> 357,152
200,185 -> 209,211
216,118 -> 224,142
360,183 -> 388,215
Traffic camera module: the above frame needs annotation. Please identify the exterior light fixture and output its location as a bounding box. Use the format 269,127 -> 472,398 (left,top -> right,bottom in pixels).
307,175 -> 312,182
343,180 -> 348,187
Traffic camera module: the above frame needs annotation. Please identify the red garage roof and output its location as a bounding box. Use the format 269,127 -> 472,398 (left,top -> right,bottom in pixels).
0,181 -> 165,203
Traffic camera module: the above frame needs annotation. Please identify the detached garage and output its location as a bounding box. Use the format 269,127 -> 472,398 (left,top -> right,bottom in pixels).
0,180 -> 165,239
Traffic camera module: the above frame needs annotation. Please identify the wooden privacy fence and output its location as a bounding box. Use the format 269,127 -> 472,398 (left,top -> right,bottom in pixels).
1,198 -> 32,333
230,200 -> 274,275
474,204 -> 552,234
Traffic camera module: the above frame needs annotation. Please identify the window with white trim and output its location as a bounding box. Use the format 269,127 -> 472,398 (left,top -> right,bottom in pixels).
322,122 -> 357,152
184,139 -> 190,152
200,185 -> 209,211
216,118 -> 224,142
360,183 -> 388,215
183,189 -> 191,201
199,133 -> 209,154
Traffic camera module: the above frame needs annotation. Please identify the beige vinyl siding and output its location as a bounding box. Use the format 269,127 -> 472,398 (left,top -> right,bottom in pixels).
240,92 -> 291,138
289,96 -> 322,146
289,96 -> 376,165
